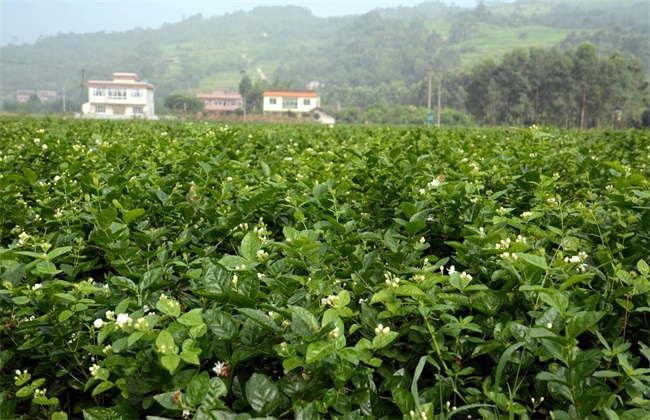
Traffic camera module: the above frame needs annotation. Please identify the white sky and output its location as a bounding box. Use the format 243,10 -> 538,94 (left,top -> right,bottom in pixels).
0,0 -> 481,46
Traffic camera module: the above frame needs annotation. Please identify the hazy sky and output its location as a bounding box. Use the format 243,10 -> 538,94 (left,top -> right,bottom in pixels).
1,0 -> 480,46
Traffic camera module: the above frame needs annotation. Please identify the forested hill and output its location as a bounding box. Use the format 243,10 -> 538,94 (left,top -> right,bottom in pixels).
1,0 -> 648,126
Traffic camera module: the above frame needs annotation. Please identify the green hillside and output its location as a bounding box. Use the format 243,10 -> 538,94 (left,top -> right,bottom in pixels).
0,0 -> 647,116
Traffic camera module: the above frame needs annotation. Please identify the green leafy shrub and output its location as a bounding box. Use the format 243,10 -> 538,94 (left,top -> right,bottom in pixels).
0,119 -> 648,419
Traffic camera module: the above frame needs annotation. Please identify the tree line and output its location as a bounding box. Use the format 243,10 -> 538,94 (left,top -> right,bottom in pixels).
317,42 -> 648,128
463,43 -> 648,128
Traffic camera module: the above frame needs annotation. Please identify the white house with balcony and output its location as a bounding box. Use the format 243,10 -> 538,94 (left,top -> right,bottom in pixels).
262,90 -> 320,115
81,73 -> 156,119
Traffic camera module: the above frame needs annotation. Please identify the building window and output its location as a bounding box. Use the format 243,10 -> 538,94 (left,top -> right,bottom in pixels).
93,87 -> 105,96
130,89 -> 143,98
107,88 -> 127,100
282,98 -> 297,109
304,99 -> 311,106
95,105 -> 106,113
269,98 -> 277,105
132,106 -> 143,114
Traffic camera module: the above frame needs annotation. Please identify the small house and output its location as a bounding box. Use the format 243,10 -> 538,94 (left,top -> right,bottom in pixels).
262,90 -> 320,115
81,73 -> 155,119
197,90 -> 242,112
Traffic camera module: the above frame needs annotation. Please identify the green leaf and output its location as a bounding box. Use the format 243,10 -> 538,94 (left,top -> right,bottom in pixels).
160,354 -> 181,374
156,298 -> 181,317
36,261 -> 60,275
123,208 -> 145,224
494,342 -> 525,393
98,207 -> 118,229
16,386 -> 32,398
383,229 -> 400,253
153,391 -> 183,410
46,246 -> 72,261
245,373 -> 280,415
186,372 -> 210,407
290,306 -> 319,339
237,308 -> 281,332
54,293 -> 77,302
201,260 -> 231,294
115,297 -> 130,316
156,330 -> 178,354
559,273 -> 594,291
51,412 -> 68,420
638,259 -> 650,276
395,285 -> 425,297
22,167 -> 37,184
139,267 -> 164,294
178,308 -> 204,327
201,377 -> 228,410
471,290 -> 506,317
566,311 -> 604,340
392,387 -> 415,414
111,276 -> 137,292
156,190 -> 169,205
306,341 -> 333,363
515,253 -> 548,270
58,310 -> 74,322
180,349 -> 201,365
128,331 -> 146,346
370,289 -> 393,304
0,350 -> 14,370
82,406 -> 138,420
372,331 -> 399,350
92,380 -> 114,396
0,263 -> 26,286
241,231 -> 262,262
204,309 -> 237,340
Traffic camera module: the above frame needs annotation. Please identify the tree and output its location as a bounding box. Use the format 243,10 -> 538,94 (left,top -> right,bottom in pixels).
163,94 -> 203,113
572,42 -> 599,128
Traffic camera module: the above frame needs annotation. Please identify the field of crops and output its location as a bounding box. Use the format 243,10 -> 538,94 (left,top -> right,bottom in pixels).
1,118 -> 649,419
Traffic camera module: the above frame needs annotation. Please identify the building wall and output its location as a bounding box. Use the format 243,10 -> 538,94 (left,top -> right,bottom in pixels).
84,84 -> 155,118
263,95 -> 319,113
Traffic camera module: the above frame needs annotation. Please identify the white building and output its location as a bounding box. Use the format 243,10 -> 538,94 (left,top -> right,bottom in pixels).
81,73 -> 155,119
262,90 -> 320,115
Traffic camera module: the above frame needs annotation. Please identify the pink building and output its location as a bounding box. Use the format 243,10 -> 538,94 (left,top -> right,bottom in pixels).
197,90 -> 242,112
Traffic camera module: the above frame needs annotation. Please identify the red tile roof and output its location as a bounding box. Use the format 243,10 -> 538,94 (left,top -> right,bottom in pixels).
197,92 -> 242,100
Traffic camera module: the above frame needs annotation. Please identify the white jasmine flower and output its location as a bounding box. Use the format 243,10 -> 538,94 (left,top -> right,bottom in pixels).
93,318 -> 104,329
329,326 -> 340,340
89,364 -> 100,378
42,144 -> 48,150
448,266 -> 456,275
374,324 -> 390,335
32,283 -> 43,291
213,361 -> 228,377
115,313 -> 132,329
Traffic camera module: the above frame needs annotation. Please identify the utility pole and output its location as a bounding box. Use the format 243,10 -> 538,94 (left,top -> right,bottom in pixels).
437,75 -> 442,127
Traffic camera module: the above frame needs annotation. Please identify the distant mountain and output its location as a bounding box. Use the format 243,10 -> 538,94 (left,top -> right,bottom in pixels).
1,0 -> 647,111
